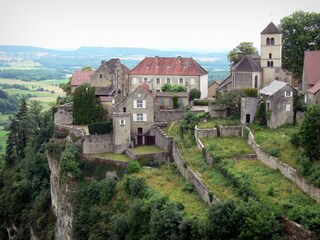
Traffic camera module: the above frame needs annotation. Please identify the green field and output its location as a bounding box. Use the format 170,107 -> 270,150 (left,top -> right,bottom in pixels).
135,164 -> 208,219
250,124 -> 300,169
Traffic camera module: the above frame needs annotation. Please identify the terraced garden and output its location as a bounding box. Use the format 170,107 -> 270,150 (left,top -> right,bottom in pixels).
197,117 -> 240,129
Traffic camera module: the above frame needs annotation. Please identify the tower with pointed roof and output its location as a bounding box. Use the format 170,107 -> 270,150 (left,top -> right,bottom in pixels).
260,22 -> 282,86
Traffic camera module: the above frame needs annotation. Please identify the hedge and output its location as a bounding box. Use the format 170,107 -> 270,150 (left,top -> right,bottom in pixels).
88,121 -> 113,135
194,99 -> 209,106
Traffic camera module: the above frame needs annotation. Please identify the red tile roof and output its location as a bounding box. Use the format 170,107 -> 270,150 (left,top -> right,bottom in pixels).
304,51 -> 320,86
70,70 -> 94,86
307,80 -> 320,94
130,57 -> 208,76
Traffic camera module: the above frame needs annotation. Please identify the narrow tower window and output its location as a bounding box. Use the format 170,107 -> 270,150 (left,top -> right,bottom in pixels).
254,75 -> 258,89
269,53 -> 272,59
267,61 -> 270,67
271,61 -> 274,67
266,38 -> 270,45
271,38 -> 275,45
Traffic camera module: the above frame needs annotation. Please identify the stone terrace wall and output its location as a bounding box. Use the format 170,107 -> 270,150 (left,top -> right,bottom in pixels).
83,134 -> 113,154
155,127 -> 173,153
54,103 -> 73,125
219,126 -> 242,137
55,124 -> 85,140
154,110 -> 186,122
83,155 -> 129,168
279,217 -> 320,240
194,126 -> 218,139
125,148 -> 167,163
172,144 -> 217,204
247,127 -> 320,202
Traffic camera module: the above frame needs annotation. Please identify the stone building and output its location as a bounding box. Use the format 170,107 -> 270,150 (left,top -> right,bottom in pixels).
217,22 -> 292,94
240,97 -> 261,124
129,56 -> 208,99
260,80 -> 295,128
302,51 -> 320,104
114,83 -> 155,146
155,92 -> 189,109
70,70 -> 94,93
208,80 -> 221,98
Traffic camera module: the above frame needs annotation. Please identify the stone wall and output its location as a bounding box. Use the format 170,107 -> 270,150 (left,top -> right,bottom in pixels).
55,124 -> 85,140
172,144 -> 217,204
279,217 -> 320,240
125,148 -> 167,163
154,109 -> 186,122
219,125 -> 242,137
82,155 -> 129,168
54,103 -> 73,125
247,127 -> 320,202
155,127 -> 173,153
194,126 -> 218,139
83,134 -> 113,154
209,104 -> 226,118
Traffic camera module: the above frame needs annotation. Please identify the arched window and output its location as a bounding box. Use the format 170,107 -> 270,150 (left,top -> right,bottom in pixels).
254,75 -> 258,89
271,61 -> 274,67
266,38 -> 270,45
267,61 -> 270,67
271,38 -> 275,45
269,53 -> 272,59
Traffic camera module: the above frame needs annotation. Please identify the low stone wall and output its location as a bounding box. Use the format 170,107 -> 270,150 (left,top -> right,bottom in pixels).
83,134 -> 113,154
194,126 -> 218,139
54,103 -> 73,125
195,138 -> 205,152
247,127 -> 320,203
82,155 -> 129,168
219,125 -> 242,137
154,110 -> 186,122
155,127 -> 173,154
125,148 -> 167,163
279,217 -> 320,240
55,124 -> 85,140
172,144 -> 217,204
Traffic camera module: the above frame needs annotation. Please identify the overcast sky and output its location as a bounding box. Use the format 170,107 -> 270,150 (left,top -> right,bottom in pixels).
0,0 -> 319,52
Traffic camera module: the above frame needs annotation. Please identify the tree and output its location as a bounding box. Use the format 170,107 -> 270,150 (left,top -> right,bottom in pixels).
161,83 -> 187,92
279,11 -> 320,80
82,66 -> 93,71
189,89 -> 201,101
60,77 -> 71,96
293,90 -> 306,124
73,83 -> 103,125
299,104 -> 320,161
172,95 -> 179,109
227,42 -> 257,65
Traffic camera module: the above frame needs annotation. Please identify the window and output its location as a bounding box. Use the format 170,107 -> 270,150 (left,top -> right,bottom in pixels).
99,73 -> 103,79
137,100 -> 143,108
123,107 -> 126,112
286,104 -> 291,112
119,119 -> 125,125
271,61 -> 273,67
254,75 -> 258,89
190,79 -> 195,86
144,78 -> 148,83
137,114 -> 143,121
179,78 -> 184,84
266,38 -> 270,45
156,78 -> 160,84
269,53 -> 272,59
156,89 -> 160,93
271,38 -> 275,45
133,100 -> 146,108
167,78 -> 171,84
267,102 -> 271,111
284,91 -> 293,97
132,77 -> 138,84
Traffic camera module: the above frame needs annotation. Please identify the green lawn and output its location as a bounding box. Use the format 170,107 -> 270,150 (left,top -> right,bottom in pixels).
202,137 -> 254,159
132,145 -> 164,154
135,164 -> 208,219
197,118 -> 240,129
92,153 -> 132,162
250,124 -> 300,169
229,159 -> 320,215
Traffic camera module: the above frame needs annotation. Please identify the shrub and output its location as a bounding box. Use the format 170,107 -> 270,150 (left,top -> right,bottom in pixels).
172,95 -> 179,109
189,89 -> 201,101
59,142 -> 82,179
243,88 -> 258,97
109,214 -> 129,240
88,121 -> 112,135
254,101 -> 266,126
268,147 -> 280,157
290,132 -> 301,147
127,176 -> 146,198
193,99 -> 209,106
128,161 -> 141,174
182,182 -> 194,193
53,129 -> 69,139
99,179 -> 117,204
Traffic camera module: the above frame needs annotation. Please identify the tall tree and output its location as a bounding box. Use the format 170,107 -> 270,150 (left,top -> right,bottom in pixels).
279,11 -> 320,80
227,42 -> 257,65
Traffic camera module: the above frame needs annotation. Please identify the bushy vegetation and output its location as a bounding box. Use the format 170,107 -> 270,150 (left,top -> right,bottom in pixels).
189,88 -> 201,101
161,83 -> 187,92
0,98 -> 55,239
88,121 -> 112,134
193,99 -> 209,106
0,69 -> 66,81
197,117 -> 240,129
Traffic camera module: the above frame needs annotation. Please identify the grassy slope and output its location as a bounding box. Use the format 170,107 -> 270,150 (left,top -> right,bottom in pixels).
250,124 -> 300,169
132,145 -> 164,154
135,164 -> 208,219
197,118 -> 240,129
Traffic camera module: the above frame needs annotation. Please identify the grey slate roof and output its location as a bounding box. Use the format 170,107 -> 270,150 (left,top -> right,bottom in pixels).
232,55 -> 262,72
261,22 -> 281,34
259,80 -> 287,96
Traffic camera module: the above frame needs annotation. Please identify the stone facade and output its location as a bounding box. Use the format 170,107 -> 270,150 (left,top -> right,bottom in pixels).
307,90 -> 320,104
54,103 -> 73,125
155,127 -> 173,153
208,81 -> 221,98
219,125 -> 242,137
113,112 -> 131,153
194,126 -> 218,139
240,97 -> 261,124
155,92 -> 189,109
154,108 -> 186,122
247,127 -> 320,202
209,104 -> 227,118
83,134 -> 113,154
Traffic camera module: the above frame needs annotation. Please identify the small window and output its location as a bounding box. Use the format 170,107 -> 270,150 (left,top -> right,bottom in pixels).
267,61 -> 271,67
286,104 -> 291,112
254,75 -> 258,89
167,78 -> 171,84
123,107 -> 126,112
137,113 -> 143,121
144,78 -> 148,83
271,61 -> 274,67
266,38 -> 270,45
156,78 -> 160,84
269,53 -> 272,59
132,77 -> 138,84
284,91 -> 293,97
156,89 -> 160,93
99,73 -> 103,79
190,79 -> 195,86
120,119 -> 125,125
137,100 -> 143,108
267,102 -> 271,111
271,38 -> 275,45
179,78 -> 184,84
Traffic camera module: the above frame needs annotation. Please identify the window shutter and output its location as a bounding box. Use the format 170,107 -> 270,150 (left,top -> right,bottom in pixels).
143,114 -> 147,121
133,100 -> 137,108
133,114 -> 137,121
142,100 -> 146,108
290,91 -> 293,97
